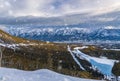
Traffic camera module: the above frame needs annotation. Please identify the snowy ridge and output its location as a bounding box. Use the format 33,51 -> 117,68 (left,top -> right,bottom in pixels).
68,46 -> 119,80
0,67 -> 103,81
0,25 -> 91,35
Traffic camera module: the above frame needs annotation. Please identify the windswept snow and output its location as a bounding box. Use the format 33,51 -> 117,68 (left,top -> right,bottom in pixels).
0,67 -> 103,81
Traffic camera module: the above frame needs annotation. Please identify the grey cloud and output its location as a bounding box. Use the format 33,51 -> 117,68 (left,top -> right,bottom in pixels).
0,0 -> 120,17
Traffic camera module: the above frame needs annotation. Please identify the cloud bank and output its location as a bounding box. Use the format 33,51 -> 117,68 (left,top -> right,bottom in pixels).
0,0 -> 120,17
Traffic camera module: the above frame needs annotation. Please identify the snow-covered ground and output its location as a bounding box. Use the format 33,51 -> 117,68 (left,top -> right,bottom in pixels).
103,48 -> 120,51
0,43 -> 40,50
0,67 -> 103,81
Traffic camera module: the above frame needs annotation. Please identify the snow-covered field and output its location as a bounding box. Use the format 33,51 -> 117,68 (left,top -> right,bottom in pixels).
0,67 -> 103,81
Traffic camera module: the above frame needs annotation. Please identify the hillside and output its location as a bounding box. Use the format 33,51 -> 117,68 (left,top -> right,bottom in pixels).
0,29 -> 120,80
0,29 -> 96,79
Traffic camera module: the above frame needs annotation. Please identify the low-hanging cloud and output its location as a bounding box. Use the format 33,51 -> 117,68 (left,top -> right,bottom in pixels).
0,0 -> 120,17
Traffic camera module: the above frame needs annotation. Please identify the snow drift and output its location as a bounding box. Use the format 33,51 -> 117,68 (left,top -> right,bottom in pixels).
0,67 -> 103,81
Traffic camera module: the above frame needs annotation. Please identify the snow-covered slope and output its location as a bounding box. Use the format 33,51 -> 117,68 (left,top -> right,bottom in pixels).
0,67 -> 103,81
68,46 -> 119,80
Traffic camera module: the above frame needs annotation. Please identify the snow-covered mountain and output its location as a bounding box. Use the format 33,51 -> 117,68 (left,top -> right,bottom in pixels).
1,25 -> 120,43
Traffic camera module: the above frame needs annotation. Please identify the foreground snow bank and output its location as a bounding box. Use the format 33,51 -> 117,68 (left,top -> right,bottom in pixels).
0,67 -> 103,81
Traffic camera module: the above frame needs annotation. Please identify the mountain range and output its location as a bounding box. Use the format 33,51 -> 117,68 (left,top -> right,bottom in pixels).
1,25 -> 120,43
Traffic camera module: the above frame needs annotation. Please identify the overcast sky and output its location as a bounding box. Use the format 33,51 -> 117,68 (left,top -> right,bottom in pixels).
0,0 -> 120,17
